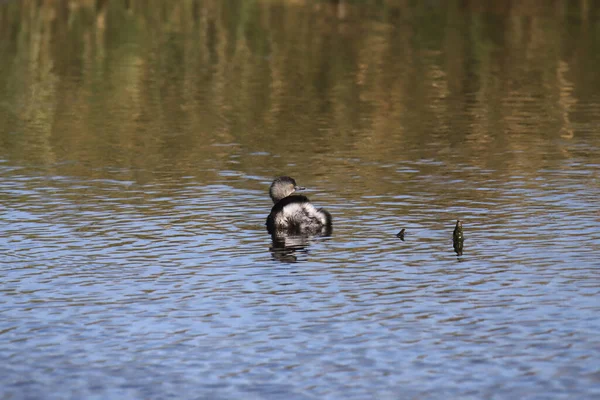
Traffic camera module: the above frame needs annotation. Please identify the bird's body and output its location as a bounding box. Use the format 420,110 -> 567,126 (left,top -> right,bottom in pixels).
266,177 -> 332,235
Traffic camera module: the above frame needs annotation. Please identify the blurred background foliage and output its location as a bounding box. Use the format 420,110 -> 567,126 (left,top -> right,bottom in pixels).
0,0 -> 598,188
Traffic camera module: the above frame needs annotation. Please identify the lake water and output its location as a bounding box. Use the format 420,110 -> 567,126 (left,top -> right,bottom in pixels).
1,1 -> 599,399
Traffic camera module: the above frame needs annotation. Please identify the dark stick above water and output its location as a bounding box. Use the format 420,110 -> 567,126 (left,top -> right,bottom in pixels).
453,220 -> 464,256
396,228 -> 405,241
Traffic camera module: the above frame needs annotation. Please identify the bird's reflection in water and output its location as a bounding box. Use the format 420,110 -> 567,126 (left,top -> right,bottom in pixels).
269,234 -> 311,263
269,226 -> 332,263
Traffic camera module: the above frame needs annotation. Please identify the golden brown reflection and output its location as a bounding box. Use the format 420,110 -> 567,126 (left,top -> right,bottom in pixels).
0,0 -> 599,190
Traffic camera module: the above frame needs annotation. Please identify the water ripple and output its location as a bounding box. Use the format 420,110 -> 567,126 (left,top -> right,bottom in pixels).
3,165 -> 597,398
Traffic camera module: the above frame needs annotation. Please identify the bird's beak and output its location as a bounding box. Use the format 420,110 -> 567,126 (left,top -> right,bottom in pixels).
294,186 -> 305,191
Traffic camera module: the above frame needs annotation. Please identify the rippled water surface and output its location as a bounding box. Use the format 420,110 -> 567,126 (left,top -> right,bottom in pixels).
1,1 -> 600,399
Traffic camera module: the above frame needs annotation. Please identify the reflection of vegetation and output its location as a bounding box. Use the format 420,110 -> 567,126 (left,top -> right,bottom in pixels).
0,0 -> 598,188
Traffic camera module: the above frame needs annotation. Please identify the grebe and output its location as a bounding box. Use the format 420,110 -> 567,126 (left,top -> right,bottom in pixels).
266,176 -> 332,235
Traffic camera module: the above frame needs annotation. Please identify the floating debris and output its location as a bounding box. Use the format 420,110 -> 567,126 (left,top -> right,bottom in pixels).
396,228 -> 405,241
453,220 -> 464,256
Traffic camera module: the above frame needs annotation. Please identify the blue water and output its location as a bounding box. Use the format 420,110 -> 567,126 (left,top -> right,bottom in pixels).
2,0 -> 600,398
1,160 -> 599,399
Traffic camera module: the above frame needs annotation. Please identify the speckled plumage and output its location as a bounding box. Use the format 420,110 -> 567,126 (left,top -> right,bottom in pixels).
266,177 -> 332,235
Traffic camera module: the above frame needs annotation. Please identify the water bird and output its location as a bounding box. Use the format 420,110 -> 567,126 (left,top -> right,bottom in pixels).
396,228 -> 405,240
266,176 -> 332,235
